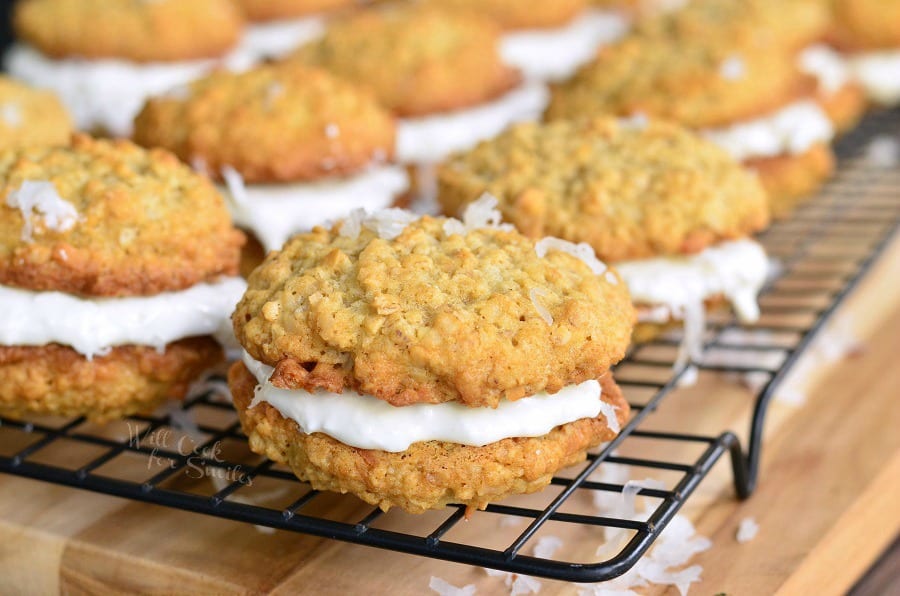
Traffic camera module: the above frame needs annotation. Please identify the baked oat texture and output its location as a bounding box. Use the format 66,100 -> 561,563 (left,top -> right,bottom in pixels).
748,143 -> 835,218
230,361 -> 630,513
13,0 -> 243,62
829,0 -> 900,51
0,135 -> 244,297
0,77 -> 72,150
289,5 -> 521,116
236,0 -> 357,22
422,0 -> 586,30
234,215 -> 634,408
0,337 -> 222,422
544,32 -> 808,128
134,64 -> 396,184
438,118 -> 770,262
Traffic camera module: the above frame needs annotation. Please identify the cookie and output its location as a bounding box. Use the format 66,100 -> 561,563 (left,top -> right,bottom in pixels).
234,209 -> 633,408
237,0 -> 357,22
0,339 -> 222,422
134,64 -> 396,184
230,360 -> 629,513
747,143 -> 835,218
438,118 -> 769,262
0,135 -> 244,297
0,76 -> 72,151
13,0 -> 244,63
545,33 -> 805,128
423,0 -> 587,30
289,5 -> 521,117
828,0 -> 900,52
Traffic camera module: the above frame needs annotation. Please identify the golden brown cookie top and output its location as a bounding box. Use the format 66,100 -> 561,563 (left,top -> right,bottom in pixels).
0,77 -> 72,151
421,0 -> 587,30
289,5 -> 521,116
234,207 -> 634,408
636,0 -> 830,52
545,31 -> 807,128
828,0 -> 900,51
133,64 -> 395,184
0,135 -> 244,297
237,0 -> 358,22
13,0 -> 243,62
438,118 -> 769,262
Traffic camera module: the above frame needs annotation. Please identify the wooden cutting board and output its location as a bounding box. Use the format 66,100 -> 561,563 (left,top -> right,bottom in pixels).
0,234 -> 898,596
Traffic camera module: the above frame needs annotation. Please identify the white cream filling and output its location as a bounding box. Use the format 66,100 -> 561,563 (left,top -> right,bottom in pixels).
3,43 -> 225,137
702,100 -> 834,162
220,164 -> 409,252
0,277 -> 246,358
618,239 -> 769,325
230,16 -> 326,70
849,49 -> 900,106
396,82 -> 549,164
243,352 -> 613,452
500,10 -> 629,82
799,44 -> 852,95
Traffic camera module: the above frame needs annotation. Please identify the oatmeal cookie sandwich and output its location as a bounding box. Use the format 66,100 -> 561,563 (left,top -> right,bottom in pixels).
229,199 -> 634,513
133,63 -> 408,264
0,135 -> 246,421
438,118 -> 770,358
5,0 -> 245,137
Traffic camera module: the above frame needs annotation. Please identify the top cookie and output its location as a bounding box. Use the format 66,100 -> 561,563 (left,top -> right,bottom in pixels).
438,118 -> 769,262
828,0 -> 900,51
13,0 -> 244,62
133,64 -> 396,184
233,208 -> 634,408
636,0 -> 830,52
545,31 -> 807,128
289,5 -> 521,117
421,0 -> 587,30
0,77 -> 72,151
0,135 -> 244,297
236,0 -> 358,22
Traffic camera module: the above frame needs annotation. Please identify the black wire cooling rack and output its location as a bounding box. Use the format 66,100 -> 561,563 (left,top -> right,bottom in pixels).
1,109 -> 898,584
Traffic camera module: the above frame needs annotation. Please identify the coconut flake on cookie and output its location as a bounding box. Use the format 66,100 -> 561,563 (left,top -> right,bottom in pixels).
6,180 -> 80,241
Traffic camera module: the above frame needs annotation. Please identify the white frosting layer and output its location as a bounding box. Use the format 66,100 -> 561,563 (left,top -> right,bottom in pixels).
243,352 -> 610,452
396,82 -> 549,164
231,16 -> 326,69
850,49 -> 900,106
799,44 -> 851,95
617,239 -> 769,325
221,164 -> 409,252
500,10 -> 628,82
3,43 -> 221,137
0,277 -> 246,358
703,100 -> 834,161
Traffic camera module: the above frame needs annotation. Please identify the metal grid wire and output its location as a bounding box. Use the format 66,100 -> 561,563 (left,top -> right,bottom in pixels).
0,109 -> 898,583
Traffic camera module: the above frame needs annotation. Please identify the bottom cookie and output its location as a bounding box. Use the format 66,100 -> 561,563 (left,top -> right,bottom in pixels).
748,143 -> 835,219
229,361 -> 630,513
0,337 -> 223,422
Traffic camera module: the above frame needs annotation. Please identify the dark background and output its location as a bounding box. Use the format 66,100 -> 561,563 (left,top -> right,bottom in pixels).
1,0 -> 14,54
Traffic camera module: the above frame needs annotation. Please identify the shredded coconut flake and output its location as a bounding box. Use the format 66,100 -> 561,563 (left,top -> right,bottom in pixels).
429,577 -> 477,596
443,193 -> 515,237
597,400 -> 621,434
1,102 -> 22,127
533,536 -> 563,559
362,208 -> 420,240
865,135 -> 900,168
529,288 -> 553,326
484,568 -> 541,595
221,165 -> 249,206
535,237 -> 607,275
719,55 -> 746,80
618,112 -> 648,130
736,517 -> 759,543
6,180 -> 79,241
338,208 -> 366,239
325,123 -> 340,138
